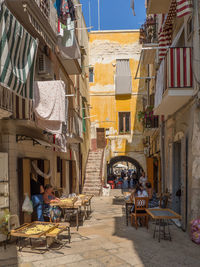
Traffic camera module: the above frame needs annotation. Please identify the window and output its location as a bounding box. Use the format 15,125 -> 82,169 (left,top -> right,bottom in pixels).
119,112 -> 131,134
115,59 -> 132,95
89,67 -> 94,83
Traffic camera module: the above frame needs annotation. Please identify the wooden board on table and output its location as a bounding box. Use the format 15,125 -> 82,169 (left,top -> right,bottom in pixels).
10,221 -> 58,239
146,208 -> 181,220
46,223 -> 70,238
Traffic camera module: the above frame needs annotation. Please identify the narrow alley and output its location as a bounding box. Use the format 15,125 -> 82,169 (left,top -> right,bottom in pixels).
1,191 -> 200,267
1,0 -> 200,266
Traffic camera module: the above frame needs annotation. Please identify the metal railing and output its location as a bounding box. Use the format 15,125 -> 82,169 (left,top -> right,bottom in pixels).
0,86 -> 13,114
34,0 -> 50,18
139,17 -> 158,44
144,115 -> 159,129
68,109 -> 83,139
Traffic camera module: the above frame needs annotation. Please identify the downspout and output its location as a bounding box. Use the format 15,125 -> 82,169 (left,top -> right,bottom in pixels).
160,117 -> 165,193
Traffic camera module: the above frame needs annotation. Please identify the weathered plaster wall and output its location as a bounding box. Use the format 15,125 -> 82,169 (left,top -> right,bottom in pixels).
89,31 -> 146,171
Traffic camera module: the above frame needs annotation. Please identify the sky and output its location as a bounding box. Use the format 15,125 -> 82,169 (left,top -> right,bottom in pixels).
80,0 -> 146,31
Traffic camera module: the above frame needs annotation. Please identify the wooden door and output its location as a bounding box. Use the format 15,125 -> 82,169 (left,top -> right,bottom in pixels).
72,161 -> 77,193
96,128 -> 106,149
18,158 -> 31,224
69,161 -> 73,194
181,137 -> 188,230
44,160 -> 50,186
147,157 -> 154,188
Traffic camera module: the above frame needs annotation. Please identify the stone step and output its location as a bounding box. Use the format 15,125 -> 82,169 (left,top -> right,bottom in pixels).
87,160 -> 102,163
82,192 -> 100,196
85,179 -> 101,182
83,183 -> 101,188
86,172 -> 100,175
85,180 -> 101,183
85,177 -> 100,180
82,189 -> 101,194
86,173 -> 100,176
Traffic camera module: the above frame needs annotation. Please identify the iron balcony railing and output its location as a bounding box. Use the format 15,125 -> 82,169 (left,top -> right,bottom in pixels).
0,86 -> 13,114
164,47 -> 192,91
68,109 -> 83,139
144,115 -> 159,129
139,17 -> 158,44
34,0 -> 50,19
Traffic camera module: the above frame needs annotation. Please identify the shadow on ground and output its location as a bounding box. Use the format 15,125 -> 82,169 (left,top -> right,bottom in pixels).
112,206 -> 200,267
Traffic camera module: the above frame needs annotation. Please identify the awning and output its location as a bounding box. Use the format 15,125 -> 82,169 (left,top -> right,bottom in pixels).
142,45 -> 158,64
147,0 -> 171,15
0,4 -> 38,99
135,45 -> 158,79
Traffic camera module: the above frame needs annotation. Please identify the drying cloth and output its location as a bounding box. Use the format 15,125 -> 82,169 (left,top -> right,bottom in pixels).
0,3 -> 38,99
55,134 -> 67,152
34,80 -> 65,134
67,0 -> 76,21
130,0 -> 135,16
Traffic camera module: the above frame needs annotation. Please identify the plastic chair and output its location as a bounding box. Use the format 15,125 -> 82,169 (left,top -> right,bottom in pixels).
117,181 -> 123,189
108,180 -> 115,189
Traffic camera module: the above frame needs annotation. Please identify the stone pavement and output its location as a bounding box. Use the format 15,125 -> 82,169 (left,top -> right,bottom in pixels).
1,192 -> 200,267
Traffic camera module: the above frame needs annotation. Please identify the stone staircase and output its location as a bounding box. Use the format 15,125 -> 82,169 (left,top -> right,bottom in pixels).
82,149 -> 104,196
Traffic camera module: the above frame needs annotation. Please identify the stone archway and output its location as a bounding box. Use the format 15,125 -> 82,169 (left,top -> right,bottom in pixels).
108,156 -> 143,176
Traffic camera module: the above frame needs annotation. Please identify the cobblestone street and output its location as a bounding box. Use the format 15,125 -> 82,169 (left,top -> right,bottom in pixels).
1,192 -> 200,267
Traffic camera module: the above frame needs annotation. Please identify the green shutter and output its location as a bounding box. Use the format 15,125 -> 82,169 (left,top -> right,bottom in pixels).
82,102 -> 86,133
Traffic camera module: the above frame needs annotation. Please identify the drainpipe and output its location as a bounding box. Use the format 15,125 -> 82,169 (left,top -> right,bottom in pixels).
160,117 -> 165,193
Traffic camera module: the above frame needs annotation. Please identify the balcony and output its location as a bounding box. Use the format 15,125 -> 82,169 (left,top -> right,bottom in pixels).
0,86 -> 13,119
154,47 -> 193,116
6,0 -> 57,49
66,109 -> 83,143
144,115 -> 159,129
57,20 -> 82,75
139,17 -> 158,45
147,0 -> 171,15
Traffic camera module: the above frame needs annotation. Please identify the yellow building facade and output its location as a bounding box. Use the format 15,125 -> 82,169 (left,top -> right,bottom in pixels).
89,30 -> 146,174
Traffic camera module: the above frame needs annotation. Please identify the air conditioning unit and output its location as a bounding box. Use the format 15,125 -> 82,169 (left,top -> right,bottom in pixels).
37,52 -> 54,79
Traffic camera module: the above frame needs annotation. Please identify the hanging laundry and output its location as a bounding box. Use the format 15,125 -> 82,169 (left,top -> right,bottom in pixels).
34,80 -> 66,134
130,0 -> 135,16
60,0 -> 70,24
54,0 -> 62,17
67,0 -> 76,21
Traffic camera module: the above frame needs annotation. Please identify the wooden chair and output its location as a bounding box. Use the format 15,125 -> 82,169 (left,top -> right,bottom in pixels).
131,197 -> 149,230
159,193 -> 170,208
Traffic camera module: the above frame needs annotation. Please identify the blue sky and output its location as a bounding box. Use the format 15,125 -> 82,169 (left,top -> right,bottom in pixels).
80,0 -> 146,31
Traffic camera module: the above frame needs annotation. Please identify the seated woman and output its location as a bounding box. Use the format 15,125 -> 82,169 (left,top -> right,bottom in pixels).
130,184 -> 148,212
43,184 -> 61,222
146,182 -> 159,208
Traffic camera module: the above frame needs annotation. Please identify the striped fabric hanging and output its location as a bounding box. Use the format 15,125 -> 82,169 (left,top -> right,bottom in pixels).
158,0 -> 177,61
167,47 -> 192,88
0,4 -> 38,99
158,26 -> 172,62
176,0 -> 192,18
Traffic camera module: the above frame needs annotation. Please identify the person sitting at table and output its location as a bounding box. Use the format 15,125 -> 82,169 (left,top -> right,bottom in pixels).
146,182 -> 159,208
43,184 -> 61,222
130,184 -> 148,212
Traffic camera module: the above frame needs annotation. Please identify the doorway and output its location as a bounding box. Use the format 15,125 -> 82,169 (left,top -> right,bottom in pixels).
172,142 -> 181,214
96,128 -> 106,149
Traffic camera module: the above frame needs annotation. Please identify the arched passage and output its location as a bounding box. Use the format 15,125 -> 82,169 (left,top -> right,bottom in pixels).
108,156 -> 143,176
